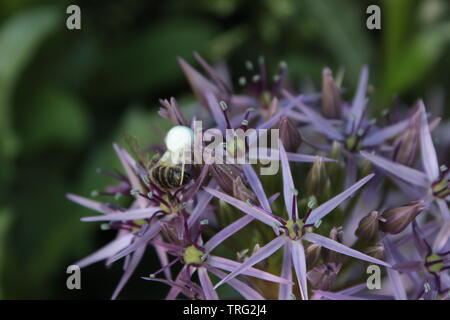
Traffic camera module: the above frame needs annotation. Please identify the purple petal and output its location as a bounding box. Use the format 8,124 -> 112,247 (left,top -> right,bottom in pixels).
255,148 -> 335,163
433,214 -> 450,252
287,153 -> 336,163
306,174 -> 374,224
388,172 -> 427,199
291,240 -> 308,300
207,267 -> 265,300
346,66 -> 369,134
207,255 -> 292,285
303,232 -> 391,267
109,221 -> 161,264
242,164 -> 271,212
392,261 -> 423,273
113,143 -> 147,208
418,101 -> 440,181
211,236 -> 286,288
338,283 -> 367,295
268,192 -> 280,204
154,235 -> 172,280
314,290 -> 367,300
204,187 -> 280,227
185,164 -> 212,201
360,151 -> 429,187
395,221 -> 437,249
206,91 -> 227,131
187,189 -> 214,227
344,155 -> 357,189
75,233 -> 133,268
283,90 -> 344,141
152,239 -> 184,256
257,96 -> 298,130
198,267 -> 219,300
384,230 -> 421,288
143,276 -> 202,300
67,194 -> 115,215
205,215 -> 254,252
363,119 -> 409,147
286,110 -> 310,123
81,206 -> 160,222
441,274 -> 450,289
165,265 -> 192,300
437,197 -> 450,221
278,240 -> 293,300
178,57 -> 219,104
193,52 -> 230,93
383,238 -> 408,300
111,244 -> 146,299
279,141 -> 295,219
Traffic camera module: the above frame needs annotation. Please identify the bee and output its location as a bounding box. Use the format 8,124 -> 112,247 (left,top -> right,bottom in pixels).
125,126 -> 194,191
147,153 -> 192,190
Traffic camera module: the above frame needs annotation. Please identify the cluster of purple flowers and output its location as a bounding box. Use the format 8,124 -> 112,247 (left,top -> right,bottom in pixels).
68,54 -> 450,300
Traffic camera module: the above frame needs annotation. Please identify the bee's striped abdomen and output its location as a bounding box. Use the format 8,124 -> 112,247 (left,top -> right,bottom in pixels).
165,167 -> 178,188
149,165 -> 192,190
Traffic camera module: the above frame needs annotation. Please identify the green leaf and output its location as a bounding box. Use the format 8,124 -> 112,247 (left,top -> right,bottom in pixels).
383,0 -> 414,65
0,6 -> 59,186
302,0 -> 372,80
382,22 -> 450,97
96,18 -> 216,98
19,87 -> 91,152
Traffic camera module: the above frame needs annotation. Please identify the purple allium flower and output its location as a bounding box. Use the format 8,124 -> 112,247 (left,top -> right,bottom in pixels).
282,67 -> 411,187
67,54 -> 450,300
144,217 -> 292,300
205,142 -> 390,299
388,221 -> 450,299
361,101 -> 450,252
67,144 -> 165,299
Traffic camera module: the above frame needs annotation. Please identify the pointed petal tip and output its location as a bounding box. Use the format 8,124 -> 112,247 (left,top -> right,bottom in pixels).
177,56 -> 187,64
66,193 -> 77,201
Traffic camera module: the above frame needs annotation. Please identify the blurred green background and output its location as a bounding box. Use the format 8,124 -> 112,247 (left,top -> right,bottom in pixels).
0,0 -> 448,299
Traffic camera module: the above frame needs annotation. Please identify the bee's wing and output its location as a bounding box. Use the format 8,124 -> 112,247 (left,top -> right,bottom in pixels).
123,134 -> 153,168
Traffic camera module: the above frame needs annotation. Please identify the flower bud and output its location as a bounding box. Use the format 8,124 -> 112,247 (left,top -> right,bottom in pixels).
276,116 -> 302,152
392,106 -> 420,166
324,227 -> 343,264
307,263 -> 342,290
210,164 -> 252,200
307,157 -> 330,197
321,68 -> 342,118
355,211 -> 381,242
326,141 -> 343,186
365,243 -> 385,260
305,243 -> 322,267
329,140 -> 341,160
330,226 -> 343,242
380,200 -> 425,235
232,176 -> 257,203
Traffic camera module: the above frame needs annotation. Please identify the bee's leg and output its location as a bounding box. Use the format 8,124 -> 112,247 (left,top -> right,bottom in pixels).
180,161 -> 185,186
175,149 -> 186,186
